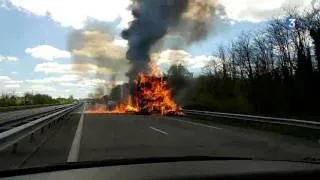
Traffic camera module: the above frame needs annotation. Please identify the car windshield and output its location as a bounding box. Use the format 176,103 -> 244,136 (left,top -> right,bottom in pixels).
0,0 -> 320,171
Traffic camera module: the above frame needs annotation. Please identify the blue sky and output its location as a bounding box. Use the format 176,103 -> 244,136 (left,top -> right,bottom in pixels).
0,0 -> 314,98
0,7 -> 72,79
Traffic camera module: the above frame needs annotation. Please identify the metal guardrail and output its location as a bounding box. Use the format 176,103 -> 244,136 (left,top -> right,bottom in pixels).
184,109 -> 320,130
0,104 -> 74,126
0,104 -> 81,151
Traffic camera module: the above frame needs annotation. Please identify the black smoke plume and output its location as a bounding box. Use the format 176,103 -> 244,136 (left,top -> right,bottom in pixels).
122,0 -> 218,81
122,0 -> 189,80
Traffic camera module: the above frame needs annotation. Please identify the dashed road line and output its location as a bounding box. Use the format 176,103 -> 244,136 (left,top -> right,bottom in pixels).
149,126 -> 168,135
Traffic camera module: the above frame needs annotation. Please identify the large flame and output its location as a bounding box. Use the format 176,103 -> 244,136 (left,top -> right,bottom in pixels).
86,95 -> 139,114
133,72 -> 177,114
86,63 -> 181,115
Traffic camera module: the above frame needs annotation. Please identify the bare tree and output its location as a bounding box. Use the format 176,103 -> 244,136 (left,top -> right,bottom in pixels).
304,3 -> 320,71
217,45 -> 227,78
233,32 -> 254,81
252,31 -> 275,76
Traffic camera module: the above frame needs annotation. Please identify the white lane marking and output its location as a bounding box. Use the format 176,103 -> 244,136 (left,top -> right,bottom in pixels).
67,104 -> 85,162
168,117 -> 223,130
149,126 -> 168,135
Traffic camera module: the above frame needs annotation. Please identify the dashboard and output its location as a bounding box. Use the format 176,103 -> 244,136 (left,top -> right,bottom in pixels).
1,159 -> 320,179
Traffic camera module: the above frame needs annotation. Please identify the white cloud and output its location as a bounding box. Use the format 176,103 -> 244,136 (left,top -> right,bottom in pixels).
11,71 -> 18,74
7,0 -> 132,29
0,55 -> 18,62
27,77 -> 122,98
0,76 -> 24,91
0,0 -> 9,10
60,82 -> 79,87
113,39 -> 128,48
156,49 -> 190,65
0,75 -> 112,99
0,76 -> 23,84
60,79 -> 123,88
220,0 -> 314,22
62,78 -> 106,88
26,75 -> 80,84
0,76 -> 11,81
186,55 -> 217,69
29,85 -> 56,92
34,62 -> 72,74
155,49 -> 219,71
33,62 -> 113,75
25,45 -> 71,61
29,61 -> 118,98
5,84 -> 21,88
4,0 -> 315,27
16,76 -> 111,98
7,80 -> 23,84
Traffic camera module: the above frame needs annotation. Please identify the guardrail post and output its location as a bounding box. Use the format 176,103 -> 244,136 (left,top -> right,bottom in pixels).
12,143 -> 17,153
58,117 -> 63,123
29,133 -> 35,142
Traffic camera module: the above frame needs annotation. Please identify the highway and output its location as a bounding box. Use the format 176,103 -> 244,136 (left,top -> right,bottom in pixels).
0,104 -> 320,170
0,104 -> 72,125
77,114 -> 320,162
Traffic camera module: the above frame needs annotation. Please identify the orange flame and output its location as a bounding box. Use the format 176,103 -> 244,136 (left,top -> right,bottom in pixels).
133,72 -> 177,114
86,62 -> 180,115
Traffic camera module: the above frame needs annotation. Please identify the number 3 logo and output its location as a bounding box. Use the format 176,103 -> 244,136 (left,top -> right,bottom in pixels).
289,18 -> 296,28
287,17 -> 297,29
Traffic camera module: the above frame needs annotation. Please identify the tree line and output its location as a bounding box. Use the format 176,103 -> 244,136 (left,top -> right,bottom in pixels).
0,92 -> 75,107
173,5 -> 320,117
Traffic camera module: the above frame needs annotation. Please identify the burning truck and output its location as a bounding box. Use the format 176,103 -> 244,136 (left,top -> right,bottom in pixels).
86,71 -> 186,116
131,73 -> 178,115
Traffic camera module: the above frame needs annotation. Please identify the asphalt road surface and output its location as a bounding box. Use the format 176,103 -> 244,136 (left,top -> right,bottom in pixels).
77,114 -> 320,162
1,106 -> 320,170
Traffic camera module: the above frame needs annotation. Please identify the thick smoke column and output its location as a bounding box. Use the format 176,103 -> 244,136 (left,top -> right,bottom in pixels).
122,0 -> 217,80
122,0 -> 188,79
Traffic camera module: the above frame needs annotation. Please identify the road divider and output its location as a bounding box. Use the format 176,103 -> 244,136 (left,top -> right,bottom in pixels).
184,109 -> 320,130
0,104 -> 81,152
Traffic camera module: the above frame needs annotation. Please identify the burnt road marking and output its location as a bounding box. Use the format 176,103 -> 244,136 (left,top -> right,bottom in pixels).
67,104 -> 85,162
149,126 -> 168,135
167,117 -> 223,130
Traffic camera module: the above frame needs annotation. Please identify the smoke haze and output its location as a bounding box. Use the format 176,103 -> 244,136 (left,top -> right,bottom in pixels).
69,21 -> 130,96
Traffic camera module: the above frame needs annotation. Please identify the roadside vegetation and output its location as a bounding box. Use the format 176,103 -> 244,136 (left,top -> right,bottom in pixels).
0,92 -> 75,107
170,6 -> 320,119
